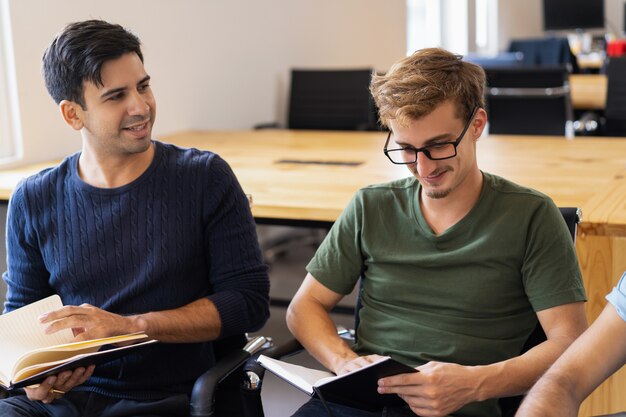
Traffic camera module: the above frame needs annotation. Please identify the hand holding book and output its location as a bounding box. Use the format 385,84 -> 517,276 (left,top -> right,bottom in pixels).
0,295 -> 157,390
258,354 -> 418,411
24,364 -> 95,404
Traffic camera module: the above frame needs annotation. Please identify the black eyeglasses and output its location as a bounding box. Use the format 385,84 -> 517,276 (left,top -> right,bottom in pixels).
383,106 -> 478,164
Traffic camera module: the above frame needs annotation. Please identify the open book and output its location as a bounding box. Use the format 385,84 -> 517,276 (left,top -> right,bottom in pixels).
257,354 -> 418,411
0,295 -> 157,390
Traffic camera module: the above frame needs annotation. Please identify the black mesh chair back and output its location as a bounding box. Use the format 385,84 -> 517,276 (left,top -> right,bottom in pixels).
464,52 -> 524,69
287,69 -> 380,131
485,66 -> 573,136
604,57 -> 626,136
507,37 -> 579,73
498,207 -> 580,417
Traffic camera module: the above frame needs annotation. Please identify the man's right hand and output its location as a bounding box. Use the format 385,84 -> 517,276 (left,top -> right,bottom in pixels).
335,354 -> 386,375
39,304 -> 143,342
25,365 -> 95,404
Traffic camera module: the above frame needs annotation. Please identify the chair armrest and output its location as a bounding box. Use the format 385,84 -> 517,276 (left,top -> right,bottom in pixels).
258,323 -> 353,360
258,337 -> 304,360
190,349 -> 252,417
243,338 -> 305,383
190,336 -> 270,417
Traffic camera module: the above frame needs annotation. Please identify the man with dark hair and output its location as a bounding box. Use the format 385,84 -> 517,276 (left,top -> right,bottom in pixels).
286,48 -> 588,417
0,19 -> 269,416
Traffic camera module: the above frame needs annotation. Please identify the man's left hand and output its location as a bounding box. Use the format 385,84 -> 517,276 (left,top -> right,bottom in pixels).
25,365 -> 95,404
377,361 -> 481,417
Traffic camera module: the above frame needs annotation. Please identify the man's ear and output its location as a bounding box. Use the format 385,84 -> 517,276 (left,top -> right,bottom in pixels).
472,107 -> 488,140
59,100 -> 84,130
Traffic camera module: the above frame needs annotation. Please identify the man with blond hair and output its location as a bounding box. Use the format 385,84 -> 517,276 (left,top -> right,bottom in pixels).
286,48 -> 588,417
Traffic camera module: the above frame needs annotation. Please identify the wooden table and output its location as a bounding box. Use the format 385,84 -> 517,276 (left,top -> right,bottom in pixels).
570,74 -> 607,110
1,130 -> 625,415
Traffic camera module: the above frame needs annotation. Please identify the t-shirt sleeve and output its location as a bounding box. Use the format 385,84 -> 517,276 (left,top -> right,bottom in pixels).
606,272 -> 626,323
306,192 -> 364,295
522,199 -> 587,312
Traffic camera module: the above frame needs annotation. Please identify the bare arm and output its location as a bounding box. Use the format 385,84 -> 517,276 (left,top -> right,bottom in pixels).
287,273 -> 377,374
516,303 -> 626,417
39,297 -> 222,343
378,301 -> 588,417
473,301 -> 588,399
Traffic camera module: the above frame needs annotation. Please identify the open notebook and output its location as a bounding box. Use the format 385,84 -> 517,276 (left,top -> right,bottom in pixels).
257,354 -> 417,411
0,295 -> 156,389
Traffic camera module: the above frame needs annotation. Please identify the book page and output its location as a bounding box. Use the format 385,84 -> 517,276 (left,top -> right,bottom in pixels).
0,295 -> 74,385
0,368 -> 8,387
11,332 -> 150,379
13,339 -> 157,385
257,355 -> 335,395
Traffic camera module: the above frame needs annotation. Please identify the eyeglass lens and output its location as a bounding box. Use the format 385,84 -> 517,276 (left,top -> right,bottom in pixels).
387,143 -> 456,163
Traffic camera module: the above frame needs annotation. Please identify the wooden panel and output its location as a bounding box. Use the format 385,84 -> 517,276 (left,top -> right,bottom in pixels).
578,235 -> 626,416
570,74 -> 607,110
582,174 -> 626,235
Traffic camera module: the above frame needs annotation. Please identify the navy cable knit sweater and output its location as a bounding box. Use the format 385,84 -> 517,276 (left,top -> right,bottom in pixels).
2,141 -> 270,399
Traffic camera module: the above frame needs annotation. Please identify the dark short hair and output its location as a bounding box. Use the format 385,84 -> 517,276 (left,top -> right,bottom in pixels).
42,19 -> 143,106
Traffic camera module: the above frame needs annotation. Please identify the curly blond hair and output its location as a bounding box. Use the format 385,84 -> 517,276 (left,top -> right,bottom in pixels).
370,48 -> 485,127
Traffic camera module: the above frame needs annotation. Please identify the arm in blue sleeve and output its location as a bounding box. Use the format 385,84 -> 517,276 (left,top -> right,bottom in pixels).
202,156 -> 270,337
3,181 -> 53,313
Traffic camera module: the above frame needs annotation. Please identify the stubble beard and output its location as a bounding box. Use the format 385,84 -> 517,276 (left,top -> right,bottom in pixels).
412,165 -> 454,199
423,187 -> 452,199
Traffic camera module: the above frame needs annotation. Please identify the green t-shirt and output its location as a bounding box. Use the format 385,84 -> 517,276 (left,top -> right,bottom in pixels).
306,172 -> 586,417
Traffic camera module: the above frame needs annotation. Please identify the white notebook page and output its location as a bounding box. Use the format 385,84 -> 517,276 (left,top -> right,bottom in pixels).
0,295 -> 74,383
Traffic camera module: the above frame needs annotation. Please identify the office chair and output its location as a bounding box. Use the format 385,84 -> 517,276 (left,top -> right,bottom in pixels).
287,68 -> 381,131
205,207 -> 581,417
256,68 -> 383,265
255,68 -> 382,132
497,206 -> 581,417
464,52 -> 524,69
190,334 -> 273,417
288,68 -> 378,130
508,37 -> 579,73
484,66 -> 574,136
603,57 -> 626,136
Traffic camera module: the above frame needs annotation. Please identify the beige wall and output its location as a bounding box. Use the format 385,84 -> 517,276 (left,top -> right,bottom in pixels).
5,0 -> 406,166
606,0 -> 625,35
6,0 -> 623,168
497,0 -> 624,51
496,0 -> 543,51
